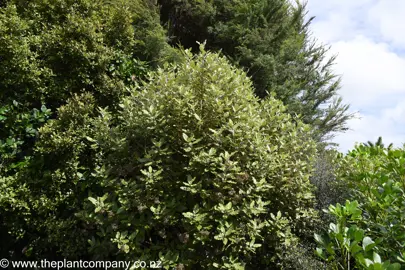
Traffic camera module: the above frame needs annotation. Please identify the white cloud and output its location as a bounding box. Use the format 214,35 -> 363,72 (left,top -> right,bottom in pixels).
382,100 -> 405,125
330,36 -> 405,107
334,110 -> 405,153
304,0 -> 405,152
368,0 -> 405,48
306,0 -> 376,42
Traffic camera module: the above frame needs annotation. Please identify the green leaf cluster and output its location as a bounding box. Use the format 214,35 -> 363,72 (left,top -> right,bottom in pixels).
315,138 -> 405,269
315,201 -> 401,270
337,141 -> 405,263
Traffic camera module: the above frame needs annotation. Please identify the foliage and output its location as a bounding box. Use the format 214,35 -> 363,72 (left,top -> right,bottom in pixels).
0,1 -> 177,255
310,148 -> 348,226
83,46 -> 318,269
0,93 -> 110,258
158,0 -> 354,141
314,137 -> 405,269
0,0 -> 178,173
0,0 -> 363,268
278,243 -> 327,270
315,200 -> 401,270
0,47 -> 320,268
0,102 -> 51,174
0,0 -> 165,108
335,140 -> 405,264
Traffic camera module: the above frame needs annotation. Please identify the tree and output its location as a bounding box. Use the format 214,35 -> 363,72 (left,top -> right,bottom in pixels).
158,0 -> 354,141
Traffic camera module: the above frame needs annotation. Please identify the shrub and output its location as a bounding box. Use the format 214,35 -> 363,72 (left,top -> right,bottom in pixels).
335,142 -> 405,264
0,1 -> 351,267
79,46 -> 318,268
1,45 -> 319,268
0,0 -> 177,175
158,0 -> 353,141
0,0 -> 174,255
0,0 -> 168,108
315,200 -> 401,270
0,93 -> 109,258
310,148 -> 348,227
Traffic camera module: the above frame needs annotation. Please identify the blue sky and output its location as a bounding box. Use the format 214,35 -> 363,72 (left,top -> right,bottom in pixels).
304,0 -> 405,153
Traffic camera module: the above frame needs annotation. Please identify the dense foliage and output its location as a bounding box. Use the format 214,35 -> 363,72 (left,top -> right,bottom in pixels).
158,0 -> 354,141
2,0 -> 398,269
315,139 -> 405,269
338,141 -> 405,263
0,0 -> 174,259
0,0 -> 175,174
1,46 -> 321,268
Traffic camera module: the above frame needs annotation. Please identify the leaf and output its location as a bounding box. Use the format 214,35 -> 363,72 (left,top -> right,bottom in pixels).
354,229 -> 364,242
88,197 -> 98,206
122,244 -> 130,253
314,233 -> 325,245
350,243 -> 362,255
388,263 -> 401,270
362,237 -> 375,252
329,223 -> 338,233
364,258 -> 374,267
373,252 -> 381,263
315,248 -> 326,259
182,133 -> 189,142
194,113 -> 201,121
85,136 -> 96,142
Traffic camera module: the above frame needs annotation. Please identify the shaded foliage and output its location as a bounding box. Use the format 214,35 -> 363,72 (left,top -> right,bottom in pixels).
0,0 -> 179,175
0,0 -> 177,258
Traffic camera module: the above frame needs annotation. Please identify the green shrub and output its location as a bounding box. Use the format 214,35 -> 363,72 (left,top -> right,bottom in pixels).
0,0 -> 174,255
1,46 -> 319,267
310,148 -> 348,228
324,140 -> 405,266
312,137 -> 405,269
0,0 -> 160,108
80,46 -> 318,268
0,0 -> 177,174
0,93 -> 109,258
159,0 -> 353,141
315,200 -> 401,270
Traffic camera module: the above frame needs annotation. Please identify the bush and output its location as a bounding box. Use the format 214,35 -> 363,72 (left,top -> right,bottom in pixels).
1,46 -> 319,268
158,0 -> 353,141
335,142 -> 405,264
314,139 -> 405,269
0,0 -> 175,256
81,46 -> 318,268
0,0 -> 165,108
0,93 -> 109,258
0,0 -> 177,176
315,200 -> 401,270
310,148 -> 348,227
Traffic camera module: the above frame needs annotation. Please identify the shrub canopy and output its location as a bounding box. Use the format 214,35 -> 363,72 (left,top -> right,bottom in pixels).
1,47 -> 319,268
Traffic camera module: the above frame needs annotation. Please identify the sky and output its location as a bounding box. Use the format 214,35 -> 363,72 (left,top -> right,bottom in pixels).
304,0 -> 405,153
